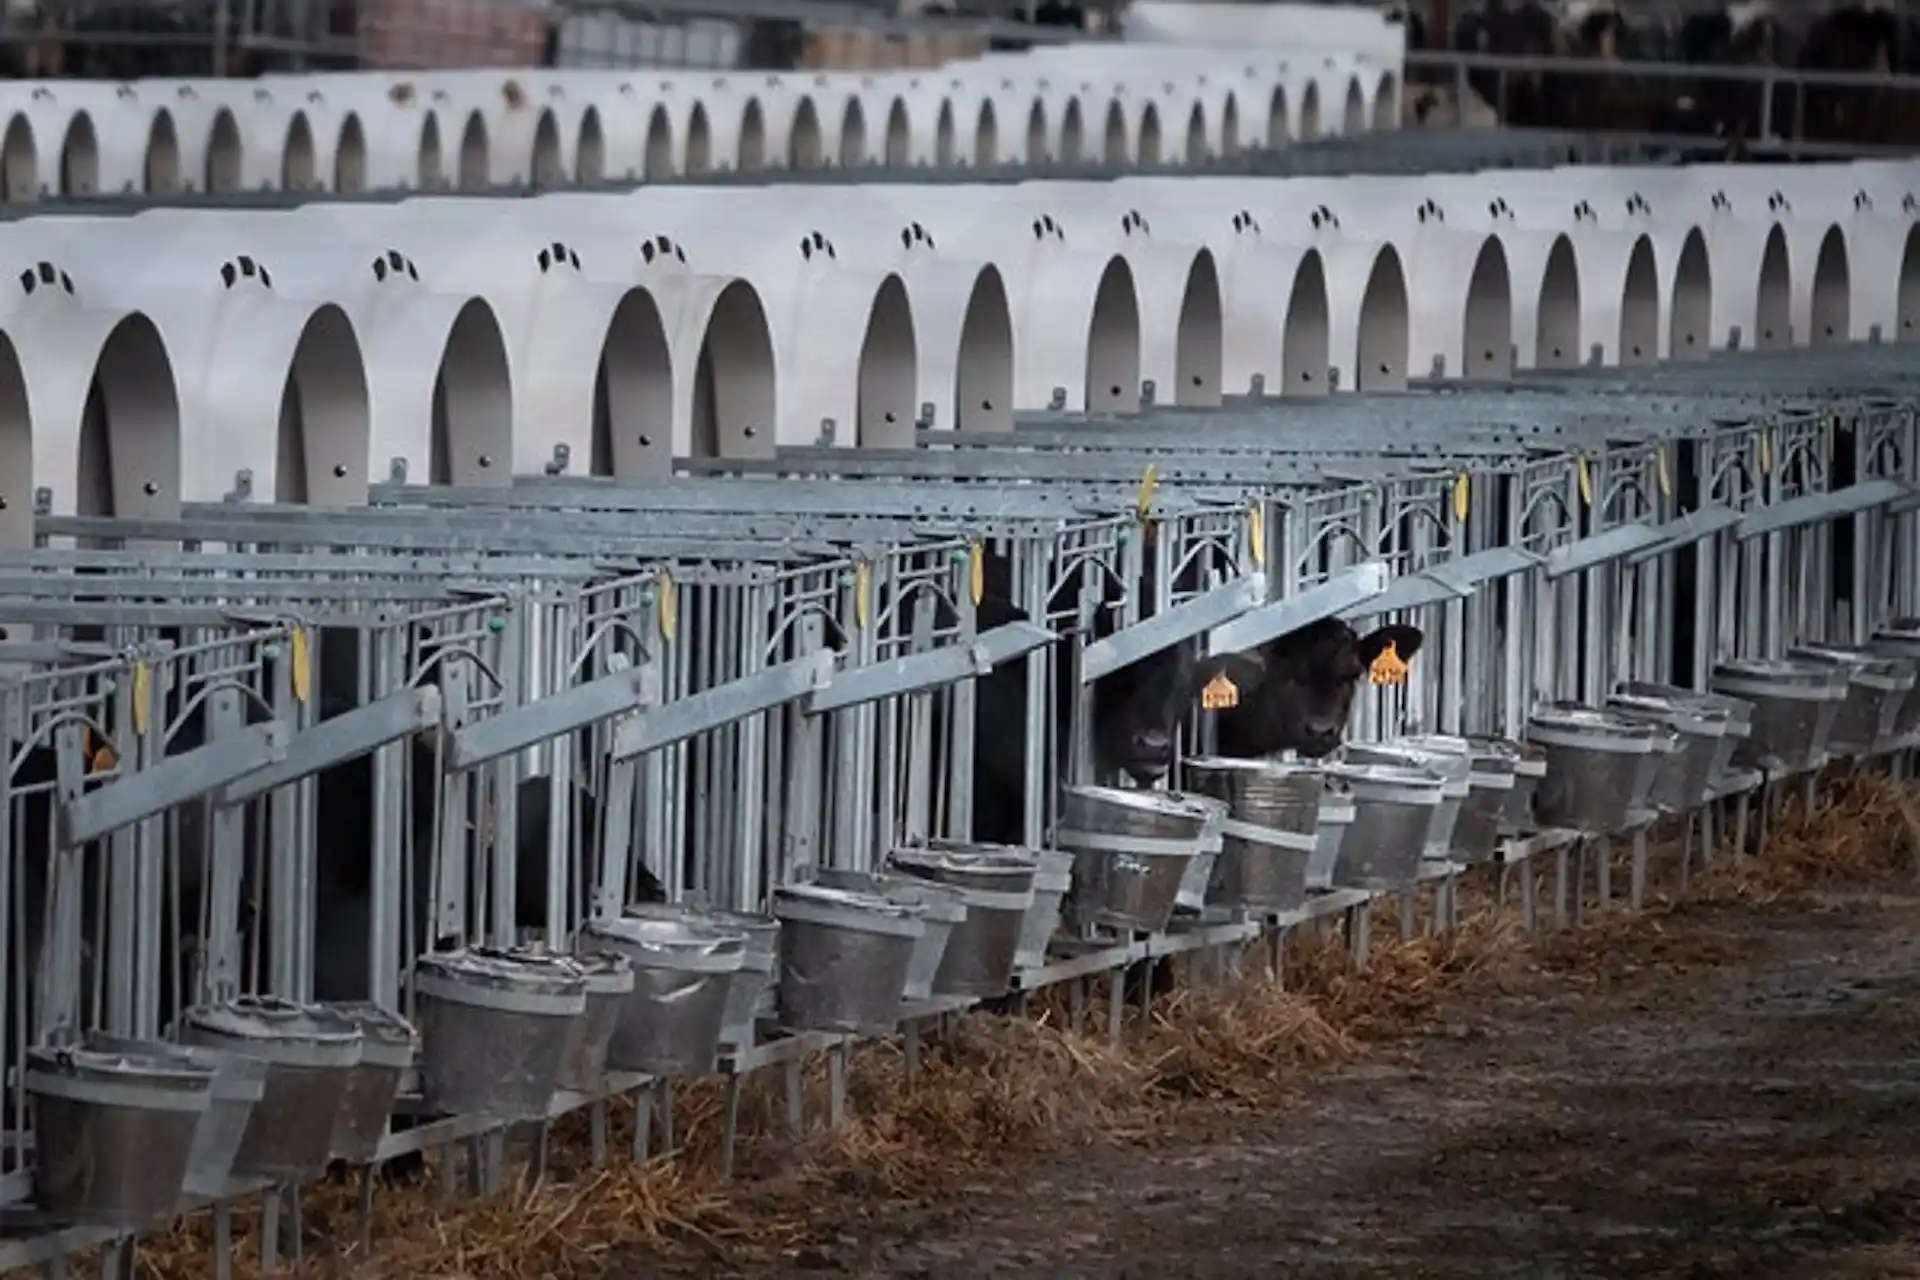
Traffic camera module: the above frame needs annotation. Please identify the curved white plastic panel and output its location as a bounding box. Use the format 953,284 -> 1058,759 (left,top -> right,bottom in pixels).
0,155 -> 1908,502
0,32 -> 1428,191
11,215 -> 368,507
0,250 -> 179,523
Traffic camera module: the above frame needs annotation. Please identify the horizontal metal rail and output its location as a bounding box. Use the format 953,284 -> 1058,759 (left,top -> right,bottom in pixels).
1406,46 -> 1920,92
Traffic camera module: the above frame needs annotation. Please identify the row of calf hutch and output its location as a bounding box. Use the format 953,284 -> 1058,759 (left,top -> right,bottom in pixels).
0,39 -> 1404,202
1,152 -> 1919,534
0,164 -> 1915,1271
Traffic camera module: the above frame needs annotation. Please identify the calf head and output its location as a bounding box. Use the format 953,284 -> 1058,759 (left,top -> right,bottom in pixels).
1092,639 -> 1268,784
1254,618 -> 1425,757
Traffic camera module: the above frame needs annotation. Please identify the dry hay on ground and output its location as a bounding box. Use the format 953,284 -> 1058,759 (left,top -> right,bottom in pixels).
1697,771 -> 1920,903
138,1115 -> 784,1280
127,773 -> 1920,1278
1282,906 -> 1528,1041
815,1016 -> 1149,1194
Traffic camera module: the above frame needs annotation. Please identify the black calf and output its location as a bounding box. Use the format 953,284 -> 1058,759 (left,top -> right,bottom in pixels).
967,554 -> 1263,848
1123,615 -> 1423,1008
1212,618 -> 1425,761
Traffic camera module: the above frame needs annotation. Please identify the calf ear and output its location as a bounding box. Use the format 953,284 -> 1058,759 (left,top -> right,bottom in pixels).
1361,624 -> 1425,662
1190,652 -> 1267,711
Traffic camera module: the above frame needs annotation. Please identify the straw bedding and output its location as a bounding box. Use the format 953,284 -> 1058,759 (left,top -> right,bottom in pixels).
119,772 -> 1920,1280
1695,770 -> 1920,901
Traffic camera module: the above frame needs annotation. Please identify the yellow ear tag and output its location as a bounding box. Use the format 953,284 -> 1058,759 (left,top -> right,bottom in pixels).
854,561 -> 872,630
658,569 -> 678,643
969,542 -> 984,606
1369,640 -> 1409,686
290,626 -> 311,704
1453,472 -> 1470,523
1655,445 -> 1672,498
1200,670 -> 1240,711
1247,504 -> 1266,567
1136,464 -> 1159,523
131,661 -> 150,735
1576,455 -> 1593,507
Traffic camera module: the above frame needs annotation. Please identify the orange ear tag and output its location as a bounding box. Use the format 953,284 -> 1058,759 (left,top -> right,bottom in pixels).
1369,640 -> 1409,686
1200,670 -> 1240,711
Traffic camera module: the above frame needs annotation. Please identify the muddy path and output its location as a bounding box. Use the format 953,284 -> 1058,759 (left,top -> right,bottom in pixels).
728,886 -> 1920,1280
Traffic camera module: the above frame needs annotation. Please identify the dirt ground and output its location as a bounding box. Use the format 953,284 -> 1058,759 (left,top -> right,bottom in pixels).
673,881 -> 1920,1279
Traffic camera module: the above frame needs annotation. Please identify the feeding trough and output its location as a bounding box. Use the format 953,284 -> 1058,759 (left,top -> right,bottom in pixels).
83,1032 -> 266,1203
1056,785 -> 1211,934
1606,688 -> 1732,815
888,842 -> 1038,997
323,1002 -> 416,1166
1503,740 -> 1549,835
1443,736 -> 1522,861
1398,734 -> 1517,863
622,902 -> 779,1048
411,946 -> 586,1124
1318,761 -> 1444,890
817,867 -> 968,1002
1346,739 -> 1472,861
1181,756 -> 1323,912
177,998 -> 363,1183
1015,846 -> 1075,970
581,915 -> 747,1076
1309,771 -> 1359,889
26,1044 -> 214,1229
1789,643 -> 1916,756
1616,680 -> 1754,786
1163,791 -> 1229,915
552,950 -> 635,1095
1525,703 -> 1666,834
1867,618 -> 1920,741
771,883 -> 926,1035
1710,658 -> 1848,774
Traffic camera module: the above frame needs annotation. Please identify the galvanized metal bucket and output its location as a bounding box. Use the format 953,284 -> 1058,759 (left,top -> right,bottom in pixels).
1445,736 -> 1522,861
1162,791 -> 1228,915
1309,772 -> 1358,891
887,843 -> 1038,997
771,884 -> 926,1035
177,997 -> 364,1183
1526,704 -> 1664,834
1181,756 -> 1323,913
1398,734 -> 1517,862
1346,740 -> 1472,861
1866,618 -> 1920,740
1056,786 -> 1210,935
411,947 -> 586,1124
26,1044 -> 214,1230
1318,761 -> 1444,891
552,950 -> 636,1095
1605,689 -> 1731,815
83,1032 -> 266,1204
323,1001 -> 418,1165
1617,680 -> 1754,785
816,867 -> 968,1002
1789,643 -> 1917,756
621,902 -> 780,1049
1503,740 -> 1549,835
581,916 -> 747,1077
1014,846 -> 1075,970
1710,659 -> 1848,774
